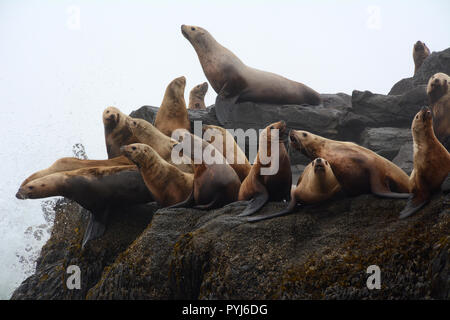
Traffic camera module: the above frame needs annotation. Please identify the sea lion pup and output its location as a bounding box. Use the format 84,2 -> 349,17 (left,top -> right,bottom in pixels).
399,107 -> 450,219
19,155 -> 132,187
168,131 -> 241,210
289,130 -> 411,198
201,124 -> 251,181
238,121 -> 292,217
103,106 -> 138,158
120,143 -> 193,207
181,25 -> 321,106
247,158 -> 341,222
154,76 -> 191,137
126,117 -> 194,173
16,165 -> 153,248
427,72 -> 450,150
413,41 -> 430,75
188,82 -> 208,110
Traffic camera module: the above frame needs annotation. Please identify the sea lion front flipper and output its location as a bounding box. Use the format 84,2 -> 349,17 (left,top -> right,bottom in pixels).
165,190 -> 194,209
246,198 -> 298,222
369,171 -> 411,199
441,173 -> 450,193
82,210 -> 109,249
399,195 -> 429,219
238,191 -> 269,217
214,90 -> 239,125
192,195 -> 220,210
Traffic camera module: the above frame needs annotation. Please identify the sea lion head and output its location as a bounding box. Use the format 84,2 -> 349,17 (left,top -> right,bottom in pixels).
16,175 -> 63,200
412,106 -> 433,137
165,76 -> 186,102
261,120 -> 288,143
192,82 -> 208,97
102,106 -> 121,130
312,157 -> 330,175
181,25 -> 211,46
414,41 -> 427,52
427,72 -> 449,104
289,130 -> 323,159
126,117 -> 150,136
120,143 -> 158,168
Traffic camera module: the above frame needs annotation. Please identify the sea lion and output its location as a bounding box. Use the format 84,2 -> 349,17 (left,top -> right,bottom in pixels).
238,121 -> 292,216
413,41 -> 430,75
16,165 -> 153,248
154,76 -> 191,137
120,143 -> 193,207
103,106 -> 138,158
168,131 -> 241,209
188,82 -> 208,110
126,117 -> 194,173
427,72 -> 450,150
289,130 -> 411,198
247,158 -> 341,222
181,25 -> 321,107
399,107 -> 450,218
201,124 -> 251,181
19,155 -> 132,187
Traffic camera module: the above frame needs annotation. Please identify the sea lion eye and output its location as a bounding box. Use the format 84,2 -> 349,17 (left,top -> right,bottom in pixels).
191,27 -> 196,31
133,121 -> 137,125
416,116 -> 419,119
302,133 -> 308,137
106,110 -> 109,114
28,186 -> 34,190
270,126 -> 274,129
132,146 -> 137,151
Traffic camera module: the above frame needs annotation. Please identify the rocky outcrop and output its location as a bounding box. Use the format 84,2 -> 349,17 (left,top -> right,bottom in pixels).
389,47 -> 450,95
11,47 -> 450,300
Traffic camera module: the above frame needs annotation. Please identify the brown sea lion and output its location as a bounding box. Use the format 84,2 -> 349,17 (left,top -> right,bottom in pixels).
238,121 -> 292,216
399,107 -> 450,218
126,117 -> 194,173
120,143 -> 193,207
413,41 -> 430,75
103,106 -> 138,158
188,82 -> 208,110
201,124 -> 251,181
154,76 -> 191,137
19,155 -> 132,187
181,25 -> 321,106
427,72 -> 450,150
16,165 -> 153,248
247,157 -> 341,222
168,131 -> 241,209
289,130 -> 411,198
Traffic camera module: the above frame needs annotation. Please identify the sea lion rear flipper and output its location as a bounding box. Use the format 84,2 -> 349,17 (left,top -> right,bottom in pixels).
246,198 -> 298,222
238,191 -> 269,217
82,210 -> 109,249
370,172 -> 411,199
399,195 -> 429,219
166,190 -> 194,209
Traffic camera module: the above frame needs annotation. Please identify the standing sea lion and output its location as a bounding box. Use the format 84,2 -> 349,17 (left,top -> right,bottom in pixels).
238,121 -> 292,216
289,130 -> 411,198
19,155 -> 132,187
154,76 -> 191,137
168,131 -> 241,209
399,107 -> 450,218
126,117 -> 194,173
188,82 -> 208,110
103,106 -> 138,158
16,165 -> 153,248
181,25 -> 321,106
247,158 -> 341,222
120,143 -> 193,207
427,72 -> 450,150
202,124 -> 251,181
413,41 -> 430,75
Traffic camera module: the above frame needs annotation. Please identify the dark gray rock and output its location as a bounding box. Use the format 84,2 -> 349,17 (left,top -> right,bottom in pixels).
393,142 -> 414,175
352,85 -> 427,128
389,47 -> 450,95
361,127 -> 412,160
11,199 -> 157,300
